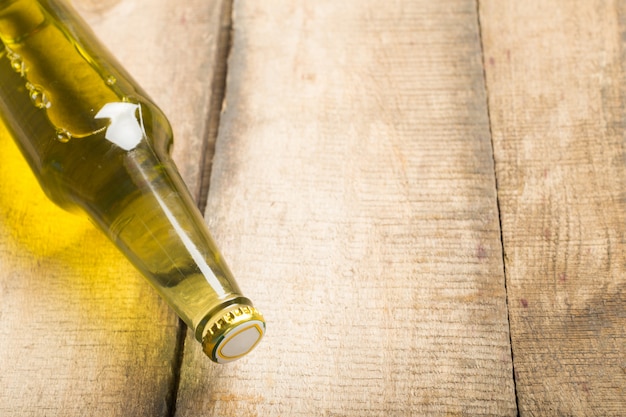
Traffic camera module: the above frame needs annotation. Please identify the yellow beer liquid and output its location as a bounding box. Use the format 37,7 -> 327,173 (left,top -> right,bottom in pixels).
0,0 -> 256,347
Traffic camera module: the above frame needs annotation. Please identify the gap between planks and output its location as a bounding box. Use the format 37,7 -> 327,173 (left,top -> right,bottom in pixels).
474,0 -> 521,415
167,1 -> 235,416
197,0 -> 235,212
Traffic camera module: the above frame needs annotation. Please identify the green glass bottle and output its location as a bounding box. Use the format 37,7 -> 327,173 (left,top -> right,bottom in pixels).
0,0 -> 264,363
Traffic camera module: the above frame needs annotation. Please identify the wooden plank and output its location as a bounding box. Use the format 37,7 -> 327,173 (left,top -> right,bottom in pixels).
0,0 -> 223,415
481,0 -> 626,415
175,1 -> 517,415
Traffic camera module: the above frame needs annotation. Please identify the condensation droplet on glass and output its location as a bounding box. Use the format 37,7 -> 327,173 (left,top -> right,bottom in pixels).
55,128 -> 72,143
27,84 -> 51,109
11,59 -> 21,72
5,48 -> 25,76
9,56 -> 25,75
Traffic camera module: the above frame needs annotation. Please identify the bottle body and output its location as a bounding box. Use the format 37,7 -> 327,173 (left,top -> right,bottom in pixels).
0,0 -> 264,362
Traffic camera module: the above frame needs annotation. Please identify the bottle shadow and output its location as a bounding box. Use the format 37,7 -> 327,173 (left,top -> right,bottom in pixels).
0,120 -> 179,321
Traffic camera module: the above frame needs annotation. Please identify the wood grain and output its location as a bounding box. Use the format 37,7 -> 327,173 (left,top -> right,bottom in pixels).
0,0 -> 223,415
175,1 -> 516,415
481,0 -> 626,415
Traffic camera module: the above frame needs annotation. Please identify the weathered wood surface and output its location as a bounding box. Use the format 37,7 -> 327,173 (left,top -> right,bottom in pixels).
0,0 -> 224,415
176,1 -> 516,415
481,0 -> 626,415
2,0 -> 626,416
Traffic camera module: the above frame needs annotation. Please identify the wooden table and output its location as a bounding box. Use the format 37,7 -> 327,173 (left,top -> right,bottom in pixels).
1,0 -> 624,415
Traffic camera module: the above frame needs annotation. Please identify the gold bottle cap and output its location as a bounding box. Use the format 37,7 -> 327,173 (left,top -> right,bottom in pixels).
202,304 -> 265,363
